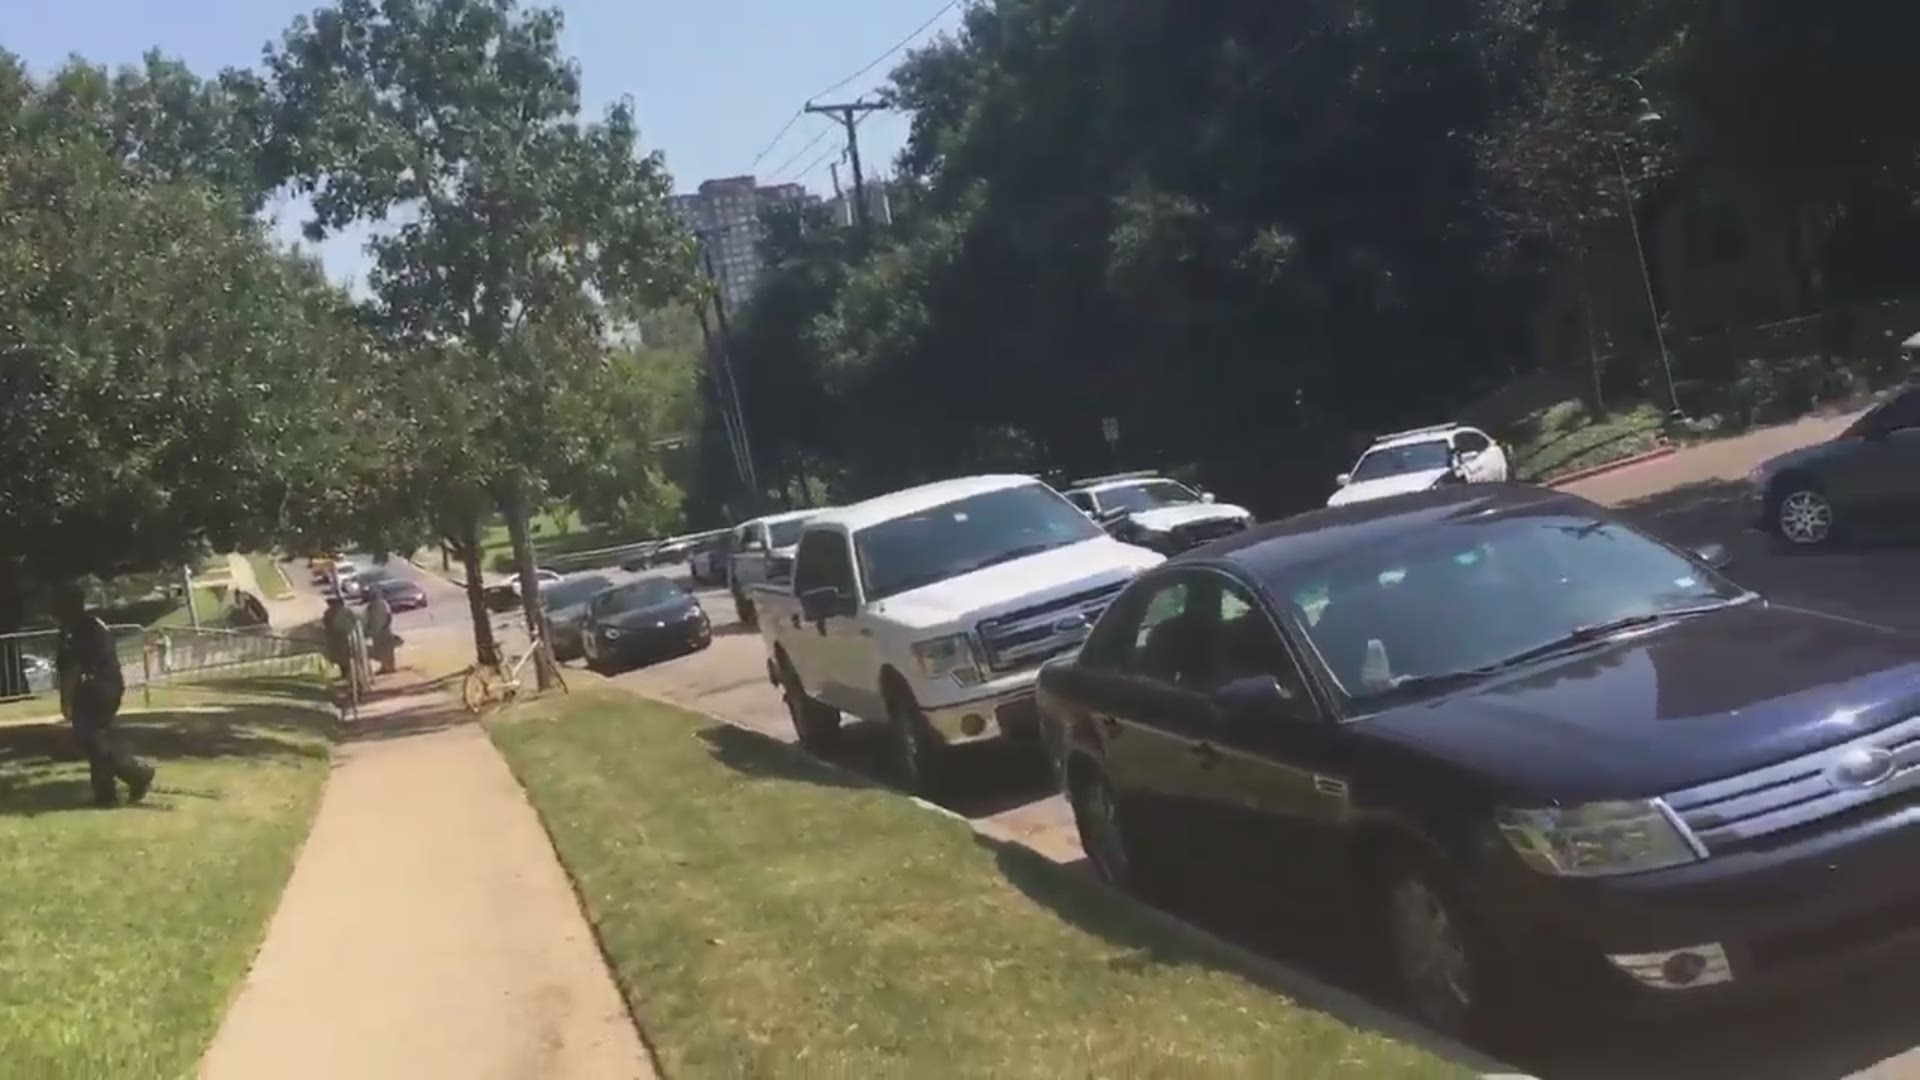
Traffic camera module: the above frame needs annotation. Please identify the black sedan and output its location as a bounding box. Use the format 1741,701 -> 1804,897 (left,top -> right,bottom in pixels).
1038,483 -> 1920,1034
542,574 -> 616,662
366,576 -> 428,611
580,578 -> 711,673
1748,380 -> 1920,546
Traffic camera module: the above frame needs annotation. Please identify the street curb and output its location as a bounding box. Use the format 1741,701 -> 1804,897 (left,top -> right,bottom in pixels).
1546,442 -> 1678,487
406,552 -> 467,589
604,686 -> 1532,1079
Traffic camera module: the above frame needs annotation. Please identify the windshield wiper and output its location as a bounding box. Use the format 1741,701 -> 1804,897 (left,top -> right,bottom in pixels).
1385,594 -> 1758,694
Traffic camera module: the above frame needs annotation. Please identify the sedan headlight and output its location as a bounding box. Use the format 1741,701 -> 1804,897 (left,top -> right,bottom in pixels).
912,633 -> 984,687
1496,800 -> 1702,878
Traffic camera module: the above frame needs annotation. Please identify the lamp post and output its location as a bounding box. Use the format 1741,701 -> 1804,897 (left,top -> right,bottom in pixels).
1610,110 -> 1685,421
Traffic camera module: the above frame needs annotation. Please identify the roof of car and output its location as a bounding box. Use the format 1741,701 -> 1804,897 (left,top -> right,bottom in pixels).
1076,474 -> 1184,493
1182,483 -> 1599,578
740,508 -> 825,529
811,474 -> 1041,533
1365,422 -> 1479,452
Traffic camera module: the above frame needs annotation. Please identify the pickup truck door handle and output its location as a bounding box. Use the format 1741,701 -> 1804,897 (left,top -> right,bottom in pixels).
1188,741 -> 1220,768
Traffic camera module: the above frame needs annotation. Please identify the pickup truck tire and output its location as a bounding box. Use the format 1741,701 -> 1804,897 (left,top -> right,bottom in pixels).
733,588 -> 758,630
883,682 -> 945,797
778,656 -> 840,751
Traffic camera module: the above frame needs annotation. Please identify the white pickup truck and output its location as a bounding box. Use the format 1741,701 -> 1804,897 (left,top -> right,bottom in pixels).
751,475 -> 1163,793
727,509 -> 824,629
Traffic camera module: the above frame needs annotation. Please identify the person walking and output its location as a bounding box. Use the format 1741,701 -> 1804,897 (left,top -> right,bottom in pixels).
55,584 -> 153,807
365,587 -> 399,675
322,596 -> 361,690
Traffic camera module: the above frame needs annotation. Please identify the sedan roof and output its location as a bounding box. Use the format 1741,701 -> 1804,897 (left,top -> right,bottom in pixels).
1185,484 -> 1599,577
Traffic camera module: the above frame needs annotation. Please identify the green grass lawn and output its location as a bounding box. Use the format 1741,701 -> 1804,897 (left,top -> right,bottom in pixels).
246,554 -> 293,600
0,675 -> 333,1078
1509,400 -> 1667,482
476,509 -> 655,572
489,691 -> 1467,1079
149,585 -> 226,630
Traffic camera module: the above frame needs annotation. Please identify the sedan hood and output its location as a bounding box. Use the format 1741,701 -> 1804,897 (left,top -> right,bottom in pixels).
873,537 -> 1162,633
1127,503 -> 1253,533
1327,470 -> 1451,507
1358,603 -> 1920,805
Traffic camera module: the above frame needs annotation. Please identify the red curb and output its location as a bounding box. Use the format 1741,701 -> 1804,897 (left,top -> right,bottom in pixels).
1545,443 -> 1679,487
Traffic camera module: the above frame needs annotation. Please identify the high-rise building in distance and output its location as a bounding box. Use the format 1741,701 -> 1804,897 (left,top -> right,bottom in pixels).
670,176 -> 817,313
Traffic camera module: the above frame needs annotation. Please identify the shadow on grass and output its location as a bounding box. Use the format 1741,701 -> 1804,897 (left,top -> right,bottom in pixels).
697,722 -> 870,792
0,705 -> 331,817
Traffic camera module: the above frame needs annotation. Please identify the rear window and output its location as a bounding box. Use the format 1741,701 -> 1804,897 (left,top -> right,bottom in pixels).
543,575 -> 612,609
597,578 -> 683,613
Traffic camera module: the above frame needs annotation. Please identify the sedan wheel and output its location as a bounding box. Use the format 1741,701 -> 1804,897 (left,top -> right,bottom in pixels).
1387,873 -> 1480,1034
1072,770 -> 1134,890
1776,488 -> 1835,546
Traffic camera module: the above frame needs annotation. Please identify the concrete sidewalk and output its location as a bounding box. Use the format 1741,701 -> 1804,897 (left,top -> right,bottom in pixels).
201,678 -> 655,1080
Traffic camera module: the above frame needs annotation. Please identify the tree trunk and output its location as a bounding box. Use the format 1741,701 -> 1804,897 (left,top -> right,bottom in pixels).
500,479 -> 557,690
452,516 -> 498,668
1578,255 -> 1609,419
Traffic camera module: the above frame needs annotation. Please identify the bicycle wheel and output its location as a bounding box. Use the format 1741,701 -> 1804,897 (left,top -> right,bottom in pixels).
461,666 -> 499,715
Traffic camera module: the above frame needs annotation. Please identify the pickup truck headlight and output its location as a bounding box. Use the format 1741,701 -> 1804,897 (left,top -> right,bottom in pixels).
1496,800 -> 1702,877
912,633 -> 984,687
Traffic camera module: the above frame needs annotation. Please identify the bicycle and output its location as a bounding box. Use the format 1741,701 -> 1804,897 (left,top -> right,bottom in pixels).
460,632 -> 568,714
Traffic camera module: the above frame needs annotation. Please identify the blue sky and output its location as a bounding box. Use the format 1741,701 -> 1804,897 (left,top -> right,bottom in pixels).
6,0 -> 968,287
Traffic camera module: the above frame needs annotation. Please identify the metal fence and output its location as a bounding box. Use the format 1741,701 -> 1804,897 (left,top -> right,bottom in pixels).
1,623 -> 324,707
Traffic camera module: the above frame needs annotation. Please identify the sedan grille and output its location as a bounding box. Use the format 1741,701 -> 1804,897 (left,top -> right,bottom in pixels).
1664,715 -> 1920,854
976,581 -> 1128,673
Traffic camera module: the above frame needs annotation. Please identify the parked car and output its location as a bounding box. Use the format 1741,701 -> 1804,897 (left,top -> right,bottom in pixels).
753,475 -> 1163,793
542,574 -> 617,662
1328,423 -> 1509,507
1063,471 -> 1255,553
331,561 -> 365,600
366,576 -> 429,612
581,578 -> 712,673
1039,482 -> 1920,1034
728,510 -> 827,629
1747,381 -> 1920,547
687,536 -> 728,587
484,567 -> 564,612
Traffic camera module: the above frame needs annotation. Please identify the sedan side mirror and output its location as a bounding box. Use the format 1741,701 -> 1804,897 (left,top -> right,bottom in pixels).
1334,473 -> 1352,488
799,586 -> 854,623
1692,542 -> 1734,571
1209,675 -> 1297,731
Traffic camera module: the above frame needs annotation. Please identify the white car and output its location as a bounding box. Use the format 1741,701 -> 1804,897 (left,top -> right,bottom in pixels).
751,475 -> 1163,792
727,508 -> 828,629
1328,423 -> 1509,507
1063,471 -> 1254,553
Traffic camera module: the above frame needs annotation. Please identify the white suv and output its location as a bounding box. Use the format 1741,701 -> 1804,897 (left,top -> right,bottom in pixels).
1063,472 -> 1254,553
1328,423 -> 1509,507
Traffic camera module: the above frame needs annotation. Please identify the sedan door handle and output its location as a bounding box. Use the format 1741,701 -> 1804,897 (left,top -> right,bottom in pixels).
1188,741 -> 1220,767
790,613 -> 802,629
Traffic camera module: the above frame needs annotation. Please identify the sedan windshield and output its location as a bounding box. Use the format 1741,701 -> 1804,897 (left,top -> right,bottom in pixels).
1283,515 -> 1747,706
857,483 -> 1104,600
1100,481 -> 1199,513
1350,440 -> 1452,482
543,575 -> 612,610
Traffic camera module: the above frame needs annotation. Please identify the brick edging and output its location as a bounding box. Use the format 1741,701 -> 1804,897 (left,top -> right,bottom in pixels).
1545,443 -> 1678,487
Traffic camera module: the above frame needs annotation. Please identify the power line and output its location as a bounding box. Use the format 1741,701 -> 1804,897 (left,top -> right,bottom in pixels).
749,110 -> 804,168
767,123 -> 835,180
787,143 -> 844,185
809,0 -> 966,104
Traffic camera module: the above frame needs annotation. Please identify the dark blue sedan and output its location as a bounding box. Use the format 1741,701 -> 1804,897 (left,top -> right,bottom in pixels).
1038,483 -> 1920,1034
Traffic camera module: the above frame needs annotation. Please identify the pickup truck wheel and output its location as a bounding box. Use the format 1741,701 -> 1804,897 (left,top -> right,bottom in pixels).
733,590 -> 758,630
885,689 -> 944,796
780,661 -> 840,751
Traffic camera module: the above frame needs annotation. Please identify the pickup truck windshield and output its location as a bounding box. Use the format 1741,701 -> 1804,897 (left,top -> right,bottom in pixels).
857,484 -> 1104,600
1284,514 -> 1746,705
1100,481 -> 1198,513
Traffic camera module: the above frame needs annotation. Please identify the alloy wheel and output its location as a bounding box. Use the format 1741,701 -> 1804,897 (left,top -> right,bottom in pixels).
1388,876 -> 1475,1031
1778,489 -> 1833,545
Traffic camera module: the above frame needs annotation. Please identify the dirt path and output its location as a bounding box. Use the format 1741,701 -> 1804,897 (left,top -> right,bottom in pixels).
201,684 -> 655,1080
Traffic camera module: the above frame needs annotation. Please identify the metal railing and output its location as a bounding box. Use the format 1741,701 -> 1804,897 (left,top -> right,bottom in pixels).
1,624 -> 146,704
2,623 -> 325,709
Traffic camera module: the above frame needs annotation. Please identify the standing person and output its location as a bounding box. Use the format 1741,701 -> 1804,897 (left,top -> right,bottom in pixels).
55,584 -> 153,807
322,597 -> 360,688
365,586 -> 399,675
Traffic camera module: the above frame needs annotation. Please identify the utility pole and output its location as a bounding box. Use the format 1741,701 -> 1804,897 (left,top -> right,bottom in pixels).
805,100 -> 885,230
695,235 -> 759,498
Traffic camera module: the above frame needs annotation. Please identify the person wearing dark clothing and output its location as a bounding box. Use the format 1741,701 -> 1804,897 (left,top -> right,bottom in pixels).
54,585 -> 152,807
322,597 -> 362,691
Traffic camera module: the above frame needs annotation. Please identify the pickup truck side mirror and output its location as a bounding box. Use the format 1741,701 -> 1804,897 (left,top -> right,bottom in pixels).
799,586 -> 854,624
1334,473 -> 1352,489
740,538 -> 766,553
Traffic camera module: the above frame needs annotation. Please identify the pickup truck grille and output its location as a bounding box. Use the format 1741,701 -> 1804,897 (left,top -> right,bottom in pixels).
1664,715 -> 1920,854
977,581 -> 1128,673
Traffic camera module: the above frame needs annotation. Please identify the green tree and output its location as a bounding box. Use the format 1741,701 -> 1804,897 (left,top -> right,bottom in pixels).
261,0 -> 695,683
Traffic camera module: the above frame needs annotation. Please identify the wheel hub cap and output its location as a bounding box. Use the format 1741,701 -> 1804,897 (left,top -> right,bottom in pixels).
1780,491 -> 1832,543
1391,880 -> 1472,1018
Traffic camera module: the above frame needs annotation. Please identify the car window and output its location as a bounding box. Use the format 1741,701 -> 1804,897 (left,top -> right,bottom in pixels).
1066,490 -> 1097,514
1210,583 -> 1309,705
792,531 -> 856,596
1453,430 -> 1491,454
1099,481 -> 1198,513
1101,578 -> 1212,685
545,575 -> 612,610
1350,440 -> 1452,482
767,517 -> 810,548
1877,388 -> 1920,432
